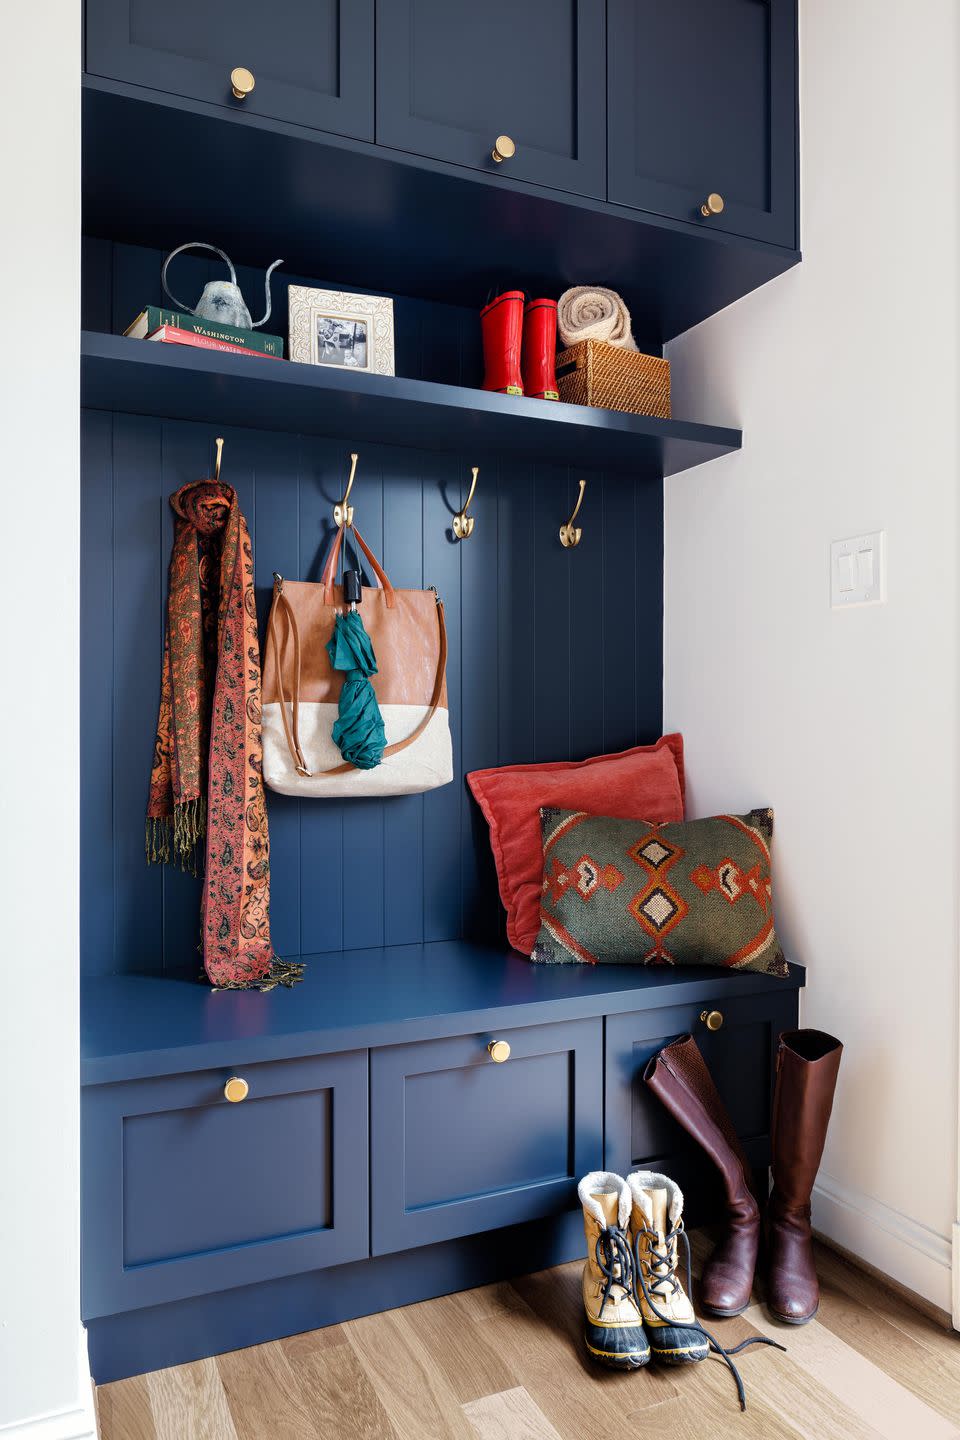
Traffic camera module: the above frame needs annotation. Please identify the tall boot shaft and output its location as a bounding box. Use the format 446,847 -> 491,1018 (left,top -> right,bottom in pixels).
645,1034 -> 759,1317
480,290 -> 525,395
767,1029 -> 842,1324
521,298 -> 560,400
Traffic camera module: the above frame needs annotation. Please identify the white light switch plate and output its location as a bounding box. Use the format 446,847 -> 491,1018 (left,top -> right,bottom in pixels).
831,531 -> 885,608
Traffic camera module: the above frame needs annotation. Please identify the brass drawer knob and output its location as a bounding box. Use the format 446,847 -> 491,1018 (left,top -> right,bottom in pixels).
700,1010 -> 724,1032
487,1039 -> 511,1063
700,192 -> 725,217
230,67 -> 256,101
224,1076 -> 250,1103
491,135 -> 516,164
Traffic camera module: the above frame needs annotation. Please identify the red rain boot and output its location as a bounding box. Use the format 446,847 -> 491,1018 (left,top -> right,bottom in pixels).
522,298 -> 560,400
481,291 -> 525,395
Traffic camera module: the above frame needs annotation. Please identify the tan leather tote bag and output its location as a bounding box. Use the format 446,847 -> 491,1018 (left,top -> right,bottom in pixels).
262,525 -> 453,797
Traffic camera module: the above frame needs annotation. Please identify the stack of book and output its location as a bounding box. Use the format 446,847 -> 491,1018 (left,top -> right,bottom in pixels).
123,308 -> 284,360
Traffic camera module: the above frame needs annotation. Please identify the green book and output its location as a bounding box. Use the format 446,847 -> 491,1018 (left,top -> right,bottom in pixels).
123,307 -> 284,358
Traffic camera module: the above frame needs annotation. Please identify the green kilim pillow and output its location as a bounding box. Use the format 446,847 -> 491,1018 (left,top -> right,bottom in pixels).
531,806 -> 788,977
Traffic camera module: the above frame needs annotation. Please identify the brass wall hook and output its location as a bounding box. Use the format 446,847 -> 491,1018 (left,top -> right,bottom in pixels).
453,466 -> 479,541
334,452 -> 358,528
559,478 -> 587,548
213,436 -> 225,482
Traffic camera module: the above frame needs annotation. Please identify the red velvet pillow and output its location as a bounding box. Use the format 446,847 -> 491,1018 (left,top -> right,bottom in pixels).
467,736 -> 685,954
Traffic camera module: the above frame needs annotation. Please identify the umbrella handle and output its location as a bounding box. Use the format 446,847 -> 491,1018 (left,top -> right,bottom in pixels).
320,523 -> 395,607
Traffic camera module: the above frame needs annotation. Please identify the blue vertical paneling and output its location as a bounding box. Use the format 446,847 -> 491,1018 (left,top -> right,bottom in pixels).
532,465 -> 572,763
422,451 -> 462,941
569,467 -> 606,760
381,446 -> 426,946
81,240 -> 665,975
113,414 -> 164,973
81,411 -> 115,976
459,455 -> 500,941
602,473 -> 641,754
496,461 -> 536,767
635,477 -> 664,742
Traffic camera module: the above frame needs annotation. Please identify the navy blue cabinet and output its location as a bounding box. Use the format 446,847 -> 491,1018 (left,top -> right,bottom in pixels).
375,0 -> 606,199
86,0 -> 374,139
82,1050 -> 368,1320
608,0 -> 798,248
370,1018 -> 603,1254
604,990 -> 798,1183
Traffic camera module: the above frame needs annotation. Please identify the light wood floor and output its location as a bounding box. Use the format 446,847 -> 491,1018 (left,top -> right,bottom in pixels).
96,1237 -> 960,1440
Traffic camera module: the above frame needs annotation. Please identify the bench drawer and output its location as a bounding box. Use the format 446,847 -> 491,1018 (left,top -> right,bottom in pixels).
604,989 -> 799,1183
82,1050 -> 368,1318
371,1018 -> 602,1255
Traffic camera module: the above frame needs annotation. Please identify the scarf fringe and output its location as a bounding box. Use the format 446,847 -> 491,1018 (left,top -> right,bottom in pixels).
145,796 -> 207,875
207,956 -> 307,993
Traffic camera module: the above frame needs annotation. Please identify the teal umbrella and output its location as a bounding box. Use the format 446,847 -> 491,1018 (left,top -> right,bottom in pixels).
326,607 -> 386,769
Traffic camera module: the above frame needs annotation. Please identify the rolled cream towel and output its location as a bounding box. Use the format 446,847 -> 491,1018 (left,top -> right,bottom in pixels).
557,286 -> 637,351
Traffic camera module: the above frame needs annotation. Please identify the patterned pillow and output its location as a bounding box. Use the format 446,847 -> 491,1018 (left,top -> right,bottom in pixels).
532,806 -> 787,977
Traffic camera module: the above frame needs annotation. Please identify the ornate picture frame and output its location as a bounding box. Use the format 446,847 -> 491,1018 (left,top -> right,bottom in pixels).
288,285 -> 396,376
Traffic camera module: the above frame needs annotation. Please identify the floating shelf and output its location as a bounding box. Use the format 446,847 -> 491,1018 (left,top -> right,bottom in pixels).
81,332 -> 741,477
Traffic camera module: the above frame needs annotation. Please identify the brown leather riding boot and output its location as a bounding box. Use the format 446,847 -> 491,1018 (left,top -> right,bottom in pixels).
644,1035 -> 760,1317
766,1029 -> 842,1324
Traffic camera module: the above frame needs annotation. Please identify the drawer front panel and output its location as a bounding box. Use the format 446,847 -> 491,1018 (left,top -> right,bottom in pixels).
86,0 -> 375,140
372,1019 -> 602,1254
121,1087 -> 332,1266
376,0 -> 605,199
83,1051 -> 367,1318
605,990 -> 799,1182
607,0 -> 797,247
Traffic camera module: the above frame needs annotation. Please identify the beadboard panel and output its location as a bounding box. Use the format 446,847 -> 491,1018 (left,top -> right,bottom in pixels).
80,244 -> 663,977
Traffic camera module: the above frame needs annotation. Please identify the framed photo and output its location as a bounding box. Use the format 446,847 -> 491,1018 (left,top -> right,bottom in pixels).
288,286 -> 395,376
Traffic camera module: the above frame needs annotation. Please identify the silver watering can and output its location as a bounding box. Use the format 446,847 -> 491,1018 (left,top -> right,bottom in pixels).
161,242 -> 283,330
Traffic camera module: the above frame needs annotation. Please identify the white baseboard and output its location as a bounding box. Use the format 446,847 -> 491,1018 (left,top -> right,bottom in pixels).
0,1406 -> 95,1440
813,1171 -> 953,1317
0,1330 -> 96,1440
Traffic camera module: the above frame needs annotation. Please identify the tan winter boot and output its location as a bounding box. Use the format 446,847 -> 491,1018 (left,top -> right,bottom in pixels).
577,1171 -> 650,1369
627,1171 -> 708,1364
627,1170 -> 785,1410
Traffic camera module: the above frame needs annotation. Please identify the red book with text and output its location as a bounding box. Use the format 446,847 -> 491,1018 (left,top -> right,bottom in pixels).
146,326 -> 282,359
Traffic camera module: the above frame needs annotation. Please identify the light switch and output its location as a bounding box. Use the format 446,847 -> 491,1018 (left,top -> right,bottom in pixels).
837,553 -> 856,592
831,532 -> 885,608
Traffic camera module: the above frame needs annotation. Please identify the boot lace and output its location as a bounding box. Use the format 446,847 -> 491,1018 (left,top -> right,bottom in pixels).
594,1225 -> 637,1317
633,1220 -> 785,1411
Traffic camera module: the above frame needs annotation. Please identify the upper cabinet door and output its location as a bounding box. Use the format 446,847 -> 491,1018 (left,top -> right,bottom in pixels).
376,0 -> 606,199
608,0 -> 797,248
86,0 -> 375,140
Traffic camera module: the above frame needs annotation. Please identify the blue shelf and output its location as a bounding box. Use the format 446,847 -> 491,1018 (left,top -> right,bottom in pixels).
81,331 -> 741,477
81,939 -> 804,1084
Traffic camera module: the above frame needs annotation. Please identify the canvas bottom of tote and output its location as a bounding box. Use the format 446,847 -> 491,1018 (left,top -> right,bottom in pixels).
262,701 -> 453,797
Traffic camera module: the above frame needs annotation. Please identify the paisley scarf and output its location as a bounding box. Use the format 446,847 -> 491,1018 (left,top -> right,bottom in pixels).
146,479 -> 303,990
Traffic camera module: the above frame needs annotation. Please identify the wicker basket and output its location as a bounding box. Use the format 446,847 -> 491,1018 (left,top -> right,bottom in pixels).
556,339 -> 671,419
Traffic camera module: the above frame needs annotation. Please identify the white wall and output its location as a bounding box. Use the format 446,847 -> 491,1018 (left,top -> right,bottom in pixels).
664,0 -> 959,1309
0,5 -> 90,1436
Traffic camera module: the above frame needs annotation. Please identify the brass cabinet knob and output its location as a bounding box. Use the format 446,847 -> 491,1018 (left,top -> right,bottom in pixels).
230,67 -> 256,100
487,1039 -> 511,1063
224,1076 -> 249,1103
700,1010 -> 724,1032
491,135 -> 516,164
700,192 -> 725,217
